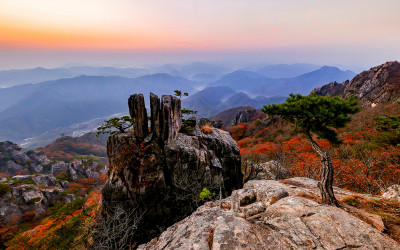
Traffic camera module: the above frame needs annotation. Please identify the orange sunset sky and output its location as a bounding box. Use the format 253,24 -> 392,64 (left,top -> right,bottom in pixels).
0,0 -> 399,69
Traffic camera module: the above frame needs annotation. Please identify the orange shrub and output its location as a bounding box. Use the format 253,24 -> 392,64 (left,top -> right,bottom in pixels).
201,124 -> 213,134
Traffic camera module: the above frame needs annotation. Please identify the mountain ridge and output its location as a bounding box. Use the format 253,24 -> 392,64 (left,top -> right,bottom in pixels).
313,61 -> 400,106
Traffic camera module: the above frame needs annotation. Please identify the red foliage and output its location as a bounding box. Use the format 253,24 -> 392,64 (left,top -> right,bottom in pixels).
22,211 -> 37,222
0,173 -> 10,178
233,102 -> 400,195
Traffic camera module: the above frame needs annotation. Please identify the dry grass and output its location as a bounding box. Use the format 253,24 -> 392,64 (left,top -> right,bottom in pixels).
341,195 -> 361,206
201,124 -> 213,134
269,196 -> 284,205
206,227 -> 214,248
338,195 -> 400,243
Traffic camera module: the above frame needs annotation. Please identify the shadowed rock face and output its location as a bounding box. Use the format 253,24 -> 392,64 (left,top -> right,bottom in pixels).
102,93 -> 243,244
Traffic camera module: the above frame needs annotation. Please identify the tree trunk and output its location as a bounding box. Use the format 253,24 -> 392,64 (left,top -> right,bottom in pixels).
305,133 -> 339,206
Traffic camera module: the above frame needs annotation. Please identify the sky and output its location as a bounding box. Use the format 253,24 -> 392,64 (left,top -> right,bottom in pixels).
0,0 -> 399,70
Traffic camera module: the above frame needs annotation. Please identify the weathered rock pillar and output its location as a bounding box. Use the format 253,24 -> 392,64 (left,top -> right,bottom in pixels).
161,95 -> 182,143
128,94 -> 148,140
150,92 -> 161,140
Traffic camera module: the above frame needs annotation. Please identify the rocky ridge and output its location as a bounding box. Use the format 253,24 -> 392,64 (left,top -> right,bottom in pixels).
209,106 -> 262,127
138,177 -> 400,249
313,61 -> 400,107
102,93 -> 243,244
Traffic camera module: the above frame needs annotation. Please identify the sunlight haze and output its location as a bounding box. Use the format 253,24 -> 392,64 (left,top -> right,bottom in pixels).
0,0 -> 399,69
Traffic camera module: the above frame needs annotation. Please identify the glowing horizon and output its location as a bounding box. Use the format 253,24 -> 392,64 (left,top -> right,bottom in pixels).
0,0 -> 399,69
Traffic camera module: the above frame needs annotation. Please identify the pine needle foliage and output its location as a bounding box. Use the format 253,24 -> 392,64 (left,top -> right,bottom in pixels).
262,93 -> 361,144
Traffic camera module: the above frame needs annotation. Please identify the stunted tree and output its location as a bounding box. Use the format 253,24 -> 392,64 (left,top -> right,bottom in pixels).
262,93 -> 360,206
96,116 -> 133,136
174,90 -> 189,99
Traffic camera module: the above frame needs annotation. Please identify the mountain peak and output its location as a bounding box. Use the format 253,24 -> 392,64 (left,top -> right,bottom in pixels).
313,61 -> 400,106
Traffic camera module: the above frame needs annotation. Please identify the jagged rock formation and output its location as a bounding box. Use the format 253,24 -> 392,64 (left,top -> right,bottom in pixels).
313,61 -> 400,107
102,93 -> 243,244
312,80 -> 348,96
138,178 -> 400,249
209,106 -> 262,127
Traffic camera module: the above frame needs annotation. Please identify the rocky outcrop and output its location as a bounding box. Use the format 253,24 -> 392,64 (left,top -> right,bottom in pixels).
209,106 -> 262,127
382,184 -> 400,202
312,80 -> 348,96
0,141 -> 107,226
243,160 -> 291,182
139,178 -> 400,249
0,184 -> 62,226
102,93 -> 243,244
0,141 -> 50,176
313,61 -> 400,107
0,140 -> 107,181
228,108 -> 260,127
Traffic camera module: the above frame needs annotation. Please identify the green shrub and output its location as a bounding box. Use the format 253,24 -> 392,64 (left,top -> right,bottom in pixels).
373,115 -> 400,147
342,196 -> 360,206
56,172 -> 72,182
12,179 -> 22,185
200,188 -> 215,201
0,183 -> 11,196
22,179 -> 36,185
42,162 -> 53,172
27,197 -> 41,204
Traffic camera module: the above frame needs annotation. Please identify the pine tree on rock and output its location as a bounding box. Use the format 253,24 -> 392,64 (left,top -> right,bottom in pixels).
262,93 -> 360,206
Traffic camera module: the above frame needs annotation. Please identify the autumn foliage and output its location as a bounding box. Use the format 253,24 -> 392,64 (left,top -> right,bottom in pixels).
6,190 -> 102,249
232,102 -> 400,195
37,135 -> 107,164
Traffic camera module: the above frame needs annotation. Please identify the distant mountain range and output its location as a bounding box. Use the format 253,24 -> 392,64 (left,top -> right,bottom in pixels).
0,62 -> 357,146
256,63 -> 321,78
0,74 -> 199,142
182,65 -> 355,117
209,66 -> 355,96
0,62 -> 231,88
182,87 -> 286,117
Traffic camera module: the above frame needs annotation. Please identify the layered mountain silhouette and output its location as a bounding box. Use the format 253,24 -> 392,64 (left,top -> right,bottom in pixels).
0,74 -> 198,142
0,62 -> 230,88
209,66 -> 355,96
0,62 -> 356,145
256,63 -> 321,78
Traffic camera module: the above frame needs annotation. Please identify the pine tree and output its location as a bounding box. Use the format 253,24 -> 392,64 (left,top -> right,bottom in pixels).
262,93 -> 360,206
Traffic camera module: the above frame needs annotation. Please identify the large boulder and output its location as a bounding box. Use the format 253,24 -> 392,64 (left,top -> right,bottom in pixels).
139,178 -> 400,249
102,93 -> 243,244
